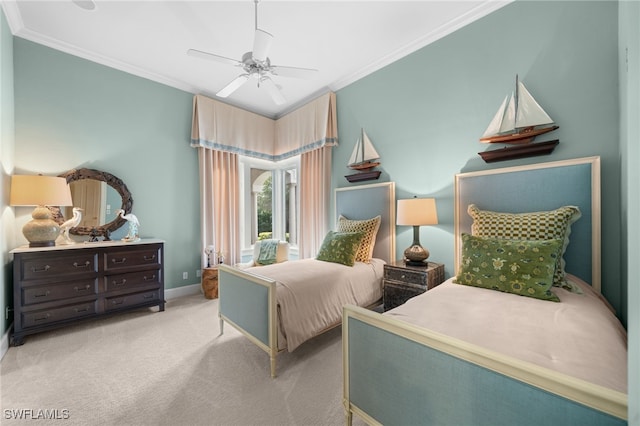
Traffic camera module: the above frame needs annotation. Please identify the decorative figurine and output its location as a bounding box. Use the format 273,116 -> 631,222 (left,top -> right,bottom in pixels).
57,207 -> 83,245
116,209 -> 140,242
204,245 -> 215,268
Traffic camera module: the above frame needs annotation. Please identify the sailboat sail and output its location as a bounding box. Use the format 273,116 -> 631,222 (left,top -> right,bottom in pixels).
348,129 -> 379,167
480,76 -> 558,144
514,81 -> 553,128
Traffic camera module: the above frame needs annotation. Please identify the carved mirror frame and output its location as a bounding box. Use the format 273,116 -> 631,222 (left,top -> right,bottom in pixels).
58,168 -> 134,238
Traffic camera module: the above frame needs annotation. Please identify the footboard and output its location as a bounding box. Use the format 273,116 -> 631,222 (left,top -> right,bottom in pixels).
342,305 -> 627,426
218,264 -> 279,377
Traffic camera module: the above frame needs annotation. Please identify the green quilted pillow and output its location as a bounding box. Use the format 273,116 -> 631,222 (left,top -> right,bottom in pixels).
455,233 -> 561,302
316,231 -> 365,267
468,204 -> 581,293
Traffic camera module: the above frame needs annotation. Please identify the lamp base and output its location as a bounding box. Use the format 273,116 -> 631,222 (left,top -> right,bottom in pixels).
23,206 -> 61,248
403,243 -> 430,266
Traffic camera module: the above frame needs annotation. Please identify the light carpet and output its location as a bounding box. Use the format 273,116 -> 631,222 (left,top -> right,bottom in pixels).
1,294 -> 367,426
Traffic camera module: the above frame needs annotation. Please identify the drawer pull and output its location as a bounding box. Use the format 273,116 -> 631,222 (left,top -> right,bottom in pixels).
34,313 -> 51,322
74,307 -> 90,313
112,279 -> 127,287
143,293 -> 155,299
111,257 -> 127,265
143,275 -> 156,282
73,261 -> 91,268
143,255 -> 156,261
34,290 -> 51,298
74,285 -> 91,292
31,265 -> 51,273
111,299 -> 125,306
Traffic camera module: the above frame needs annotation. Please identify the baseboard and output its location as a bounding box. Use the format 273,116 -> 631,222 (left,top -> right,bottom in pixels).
165,283 -> 201,300
1,325 -> 11,361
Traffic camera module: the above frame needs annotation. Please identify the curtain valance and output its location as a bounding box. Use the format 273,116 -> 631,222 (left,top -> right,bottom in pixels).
191,92 -> 337,161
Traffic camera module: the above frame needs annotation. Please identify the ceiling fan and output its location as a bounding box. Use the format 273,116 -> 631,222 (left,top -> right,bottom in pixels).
187,0 -> 318,105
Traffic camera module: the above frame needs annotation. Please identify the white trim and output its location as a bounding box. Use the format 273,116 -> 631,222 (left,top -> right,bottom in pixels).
1,327 -> 11,361
330,1 -> 513,92
165,283 -> 201,300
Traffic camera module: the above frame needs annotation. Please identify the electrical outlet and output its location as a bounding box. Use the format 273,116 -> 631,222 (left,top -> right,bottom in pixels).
196,270 -> 201,278
182,272 -> 188,280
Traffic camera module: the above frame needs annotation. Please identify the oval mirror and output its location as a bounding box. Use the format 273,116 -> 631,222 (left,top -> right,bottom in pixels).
57,168 -> 133,239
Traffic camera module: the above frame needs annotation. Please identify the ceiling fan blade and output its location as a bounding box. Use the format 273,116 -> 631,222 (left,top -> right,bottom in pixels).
261,76 -> 286,105
187,49 -> 241,67
270,64 -> 318,79
252,29 -> 273,63
216,74 -> 250,98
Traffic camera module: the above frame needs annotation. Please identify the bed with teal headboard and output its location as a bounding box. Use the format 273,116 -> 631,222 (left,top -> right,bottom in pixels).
217,181 -> 395,378
343,157 -> 628,425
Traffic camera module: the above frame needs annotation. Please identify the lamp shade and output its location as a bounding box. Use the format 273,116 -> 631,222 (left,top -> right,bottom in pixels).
396,198 -> 438,226
10,175 -> 73,207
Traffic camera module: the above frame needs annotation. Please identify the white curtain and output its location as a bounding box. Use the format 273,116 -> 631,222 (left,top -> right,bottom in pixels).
298,145 -> 333,259
197,147 -> 240,266
191,92 -> 337,261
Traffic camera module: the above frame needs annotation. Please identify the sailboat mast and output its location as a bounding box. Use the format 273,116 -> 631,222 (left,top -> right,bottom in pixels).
514,74 -> 519,128
360,129 -> 365,163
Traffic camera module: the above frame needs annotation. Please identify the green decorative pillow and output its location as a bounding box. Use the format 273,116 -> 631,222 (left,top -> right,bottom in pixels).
316,231 -> 365,266
467,204 -> 581,293
455,234 -> 561,302
336,215 -> 381,263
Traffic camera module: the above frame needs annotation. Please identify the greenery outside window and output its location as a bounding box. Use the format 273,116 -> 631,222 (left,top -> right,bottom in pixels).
239,155 -> 300,259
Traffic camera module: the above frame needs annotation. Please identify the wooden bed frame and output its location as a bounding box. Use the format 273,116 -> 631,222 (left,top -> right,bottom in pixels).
343,157 -> 628,425
218,181 -> 395,378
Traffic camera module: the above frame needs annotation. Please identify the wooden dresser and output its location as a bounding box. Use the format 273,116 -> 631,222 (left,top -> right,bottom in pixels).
11,239 -> 164,346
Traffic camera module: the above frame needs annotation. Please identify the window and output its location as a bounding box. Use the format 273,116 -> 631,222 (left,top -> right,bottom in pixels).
239,155 -> 300,259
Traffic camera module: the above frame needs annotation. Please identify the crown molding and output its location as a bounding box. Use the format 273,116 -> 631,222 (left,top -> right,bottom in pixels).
330,0 -> 513,92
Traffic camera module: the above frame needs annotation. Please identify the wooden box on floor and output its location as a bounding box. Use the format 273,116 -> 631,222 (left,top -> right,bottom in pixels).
202,267 -> 219,299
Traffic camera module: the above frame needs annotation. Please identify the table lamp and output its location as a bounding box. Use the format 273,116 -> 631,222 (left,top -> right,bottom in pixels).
10,175 -> 73,247
396,197 -> 438,266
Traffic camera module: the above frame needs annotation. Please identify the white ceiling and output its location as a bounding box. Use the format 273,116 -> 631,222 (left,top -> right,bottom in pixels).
2,0 -> 510,118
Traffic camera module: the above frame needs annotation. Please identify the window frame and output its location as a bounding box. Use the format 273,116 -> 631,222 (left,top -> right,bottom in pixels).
238,155 -> 300,259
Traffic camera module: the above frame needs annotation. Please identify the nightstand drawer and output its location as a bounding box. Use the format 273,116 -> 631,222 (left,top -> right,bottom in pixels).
383,260 -> 445,311
384,268 -> 426,286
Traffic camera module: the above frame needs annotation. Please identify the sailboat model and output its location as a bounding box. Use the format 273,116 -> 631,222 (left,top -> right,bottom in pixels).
345,129 -> 382,182
480,75 -> 559,144
348,129 -> 380,171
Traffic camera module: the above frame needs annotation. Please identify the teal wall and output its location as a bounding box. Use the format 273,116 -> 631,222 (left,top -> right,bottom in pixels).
12,38 -> 201,290
1,8 -> 15,339
619,1 -> 639,423
334,1 -> 625,320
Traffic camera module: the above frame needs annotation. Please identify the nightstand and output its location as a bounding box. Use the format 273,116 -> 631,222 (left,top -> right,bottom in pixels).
383,260 -> 445,311
201,267 -> 219,299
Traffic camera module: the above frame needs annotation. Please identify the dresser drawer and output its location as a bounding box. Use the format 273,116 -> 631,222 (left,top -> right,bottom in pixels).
384,267 -> 426,286
22,301 -> 98,329
105,290 -> 161,312
19,252 -> 98,282
104,246 -> 161,272
105,269 -> 162,292
22,279 -> 98,305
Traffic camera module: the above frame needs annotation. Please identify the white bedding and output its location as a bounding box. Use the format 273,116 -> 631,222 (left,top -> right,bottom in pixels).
385,274 -> 627,393
246,258 -> 384,352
